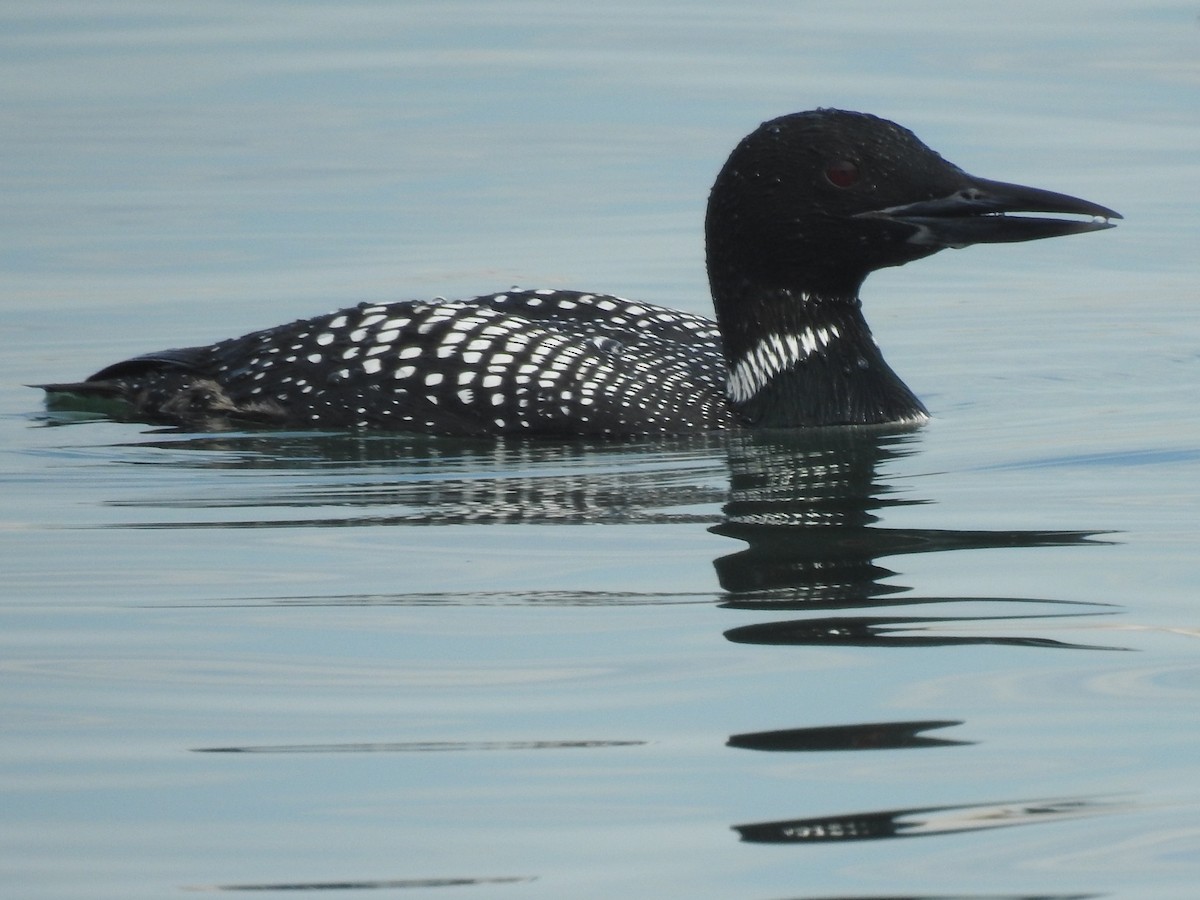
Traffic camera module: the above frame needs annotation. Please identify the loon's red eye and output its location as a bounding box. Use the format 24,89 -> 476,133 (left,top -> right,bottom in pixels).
824,160 -> 860,188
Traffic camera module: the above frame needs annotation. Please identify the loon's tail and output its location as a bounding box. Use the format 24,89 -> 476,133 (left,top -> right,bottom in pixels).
35,347 -> 247,425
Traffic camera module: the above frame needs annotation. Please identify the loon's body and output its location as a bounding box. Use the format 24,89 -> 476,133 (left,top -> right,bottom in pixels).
77,289 -> 734,435
41,109 -> 1119,436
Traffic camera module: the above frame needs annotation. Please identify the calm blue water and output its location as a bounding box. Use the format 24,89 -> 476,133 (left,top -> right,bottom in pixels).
3,3 -> 1200,898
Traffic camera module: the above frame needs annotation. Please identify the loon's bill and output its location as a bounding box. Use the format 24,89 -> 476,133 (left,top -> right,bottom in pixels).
862,176 -> 1122,247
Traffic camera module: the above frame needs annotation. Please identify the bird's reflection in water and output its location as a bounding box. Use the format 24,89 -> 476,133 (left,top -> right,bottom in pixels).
91,426 -> 1125,861
99,428 -> 1120,648
713,428 -> 1121,646
727,719 -> 971,752
734,796 -> 1120,844
715,428 -> 1104,607
717,429 -> 1125,859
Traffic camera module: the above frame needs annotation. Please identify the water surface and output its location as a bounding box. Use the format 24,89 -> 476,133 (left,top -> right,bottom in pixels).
3,3 -> 1199,898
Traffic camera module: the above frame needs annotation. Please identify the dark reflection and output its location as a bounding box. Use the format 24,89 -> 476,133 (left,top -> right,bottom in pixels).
713,429 -> 1124,651
714,430 -> 1129,872
728,720 -> 969,752
721,593 -> 1112,612
724,614 -> 1128,651
713,526 -> 1099,607
734,796 -> 1115,844
713,429 -> 1107,606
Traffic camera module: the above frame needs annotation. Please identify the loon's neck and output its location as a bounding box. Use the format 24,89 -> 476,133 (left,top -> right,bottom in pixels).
716,287 -> 927,428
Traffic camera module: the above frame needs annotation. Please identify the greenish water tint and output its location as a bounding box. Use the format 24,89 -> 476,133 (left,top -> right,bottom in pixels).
3,3 -> 1200,899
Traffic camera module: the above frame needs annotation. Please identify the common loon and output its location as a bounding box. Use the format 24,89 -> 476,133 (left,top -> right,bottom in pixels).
41,109 -> 1119,436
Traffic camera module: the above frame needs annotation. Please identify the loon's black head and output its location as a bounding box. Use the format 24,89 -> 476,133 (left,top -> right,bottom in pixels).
704,108 -> 1120,428
706,108 -> 1119,301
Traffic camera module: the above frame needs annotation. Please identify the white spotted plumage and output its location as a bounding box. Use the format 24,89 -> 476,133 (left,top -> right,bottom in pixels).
182,288 -> 733,435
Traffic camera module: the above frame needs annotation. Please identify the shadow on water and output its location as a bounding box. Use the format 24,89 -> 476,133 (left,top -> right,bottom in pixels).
59,424 -> 1129,882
